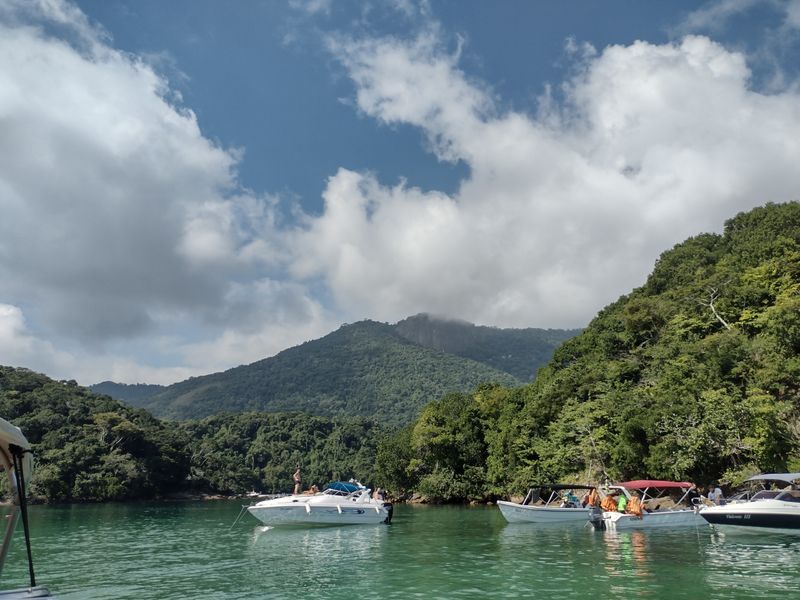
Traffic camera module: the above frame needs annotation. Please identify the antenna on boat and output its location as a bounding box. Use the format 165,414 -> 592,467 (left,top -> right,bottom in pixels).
9,444 -> 36,589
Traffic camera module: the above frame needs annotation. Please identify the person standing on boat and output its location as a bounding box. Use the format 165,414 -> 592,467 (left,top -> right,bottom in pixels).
586,488 -> 600,507
293,466 -> 301,495
617,492 -> 628,513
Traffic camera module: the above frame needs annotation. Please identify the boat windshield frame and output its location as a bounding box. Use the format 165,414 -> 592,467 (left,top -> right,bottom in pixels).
611,481 -> 695,506
322,481 -> 369,498
521,484 -> 595,507
775,490 -> 800,503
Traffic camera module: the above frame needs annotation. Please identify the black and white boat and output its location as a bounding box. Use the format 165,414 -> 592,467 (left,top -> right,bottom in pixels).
700,472 -> 800,535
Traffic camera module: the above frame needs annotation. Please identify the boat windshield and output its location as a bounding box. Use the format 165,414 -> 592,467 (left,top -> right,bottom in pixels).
751,490 -> 782,501
775,491 -> 800,503
323,481 -> 364,497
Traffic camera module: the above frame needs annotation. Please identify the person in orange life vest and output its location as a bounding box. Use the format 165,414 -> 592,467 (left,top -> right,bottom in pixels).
627,490 -> 644,518
600,490 -> 618,512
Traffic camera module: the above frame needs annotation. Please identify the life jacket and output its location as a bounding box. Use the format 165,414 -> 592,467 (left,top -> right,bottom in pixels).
627,496 -> 643,517
600,495 -> 618,512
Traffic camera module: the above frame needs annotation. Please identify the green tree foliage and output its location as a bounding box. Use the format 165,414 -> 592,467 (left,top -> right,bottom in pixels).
386,202 -> 800,501
180,412 -> 387,494
0,367 -> 190,501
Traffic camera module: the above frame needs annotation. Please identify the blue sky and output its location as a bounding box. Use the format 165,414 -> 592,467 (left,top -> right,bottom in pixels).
2,0 -> 800,385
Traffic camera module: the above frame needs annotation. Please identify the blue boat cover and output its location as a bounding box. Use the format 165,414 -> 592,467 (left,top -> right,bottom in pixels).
325,481 -> 361,493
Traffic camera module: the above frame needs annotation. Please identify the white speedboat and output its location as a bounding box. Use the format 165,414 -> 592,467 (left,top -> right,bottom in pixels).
247,481 -> 392,526
0,417 -> 55,598
591,480 -> 705,530
700,472 -> 800,535
497,484 -> 597,524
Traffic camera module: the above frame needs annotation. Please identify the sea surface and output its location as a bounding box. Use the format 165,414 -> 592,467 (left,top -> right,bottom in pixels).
3,501 -> 799,599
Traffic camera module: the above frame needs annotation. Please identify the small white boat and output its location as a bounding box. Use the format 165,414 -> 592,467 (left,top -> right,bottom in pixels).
591,480 -> 705,530
247,481 -> 392,526
701,472 -> 800,535
497,484 -> 597,524
0,417 -> 55,598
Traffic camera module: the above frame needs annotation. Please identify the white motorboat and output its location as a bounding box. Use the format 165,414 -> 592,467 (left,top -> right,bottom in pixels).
247,481 -> 392,526
0,417 -> 55,598
590,480 -> 705,530
700,472 -> 800,535
497,484 -> 598,524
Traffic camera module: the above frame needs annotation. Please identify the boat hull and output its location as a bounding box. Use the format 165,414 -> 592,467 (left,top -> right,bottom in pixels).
701,501 -> 800,535
248,502 -> 390,526
497,501 -> 591,524
603,509 -> 705,530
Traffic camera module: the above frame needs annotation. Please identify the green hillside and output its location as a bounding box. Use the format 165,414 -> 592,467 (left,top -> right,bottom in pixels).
394,314 -> 580,380
0,366 -> 388,501
376,202 -> 800,500
0,366 -> 189,502
90,381 -> 165,404
131,320 -> 522,423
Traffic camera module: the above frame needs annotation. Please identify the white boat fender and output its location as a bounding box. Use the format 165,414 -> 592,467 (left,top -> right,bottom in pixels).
337,505 -> 342,514
305,503 -> 311,514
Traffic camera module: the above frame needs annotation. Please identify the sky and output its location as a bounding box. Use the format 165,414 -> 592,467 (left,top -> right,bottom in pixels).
2,0 -> 800,386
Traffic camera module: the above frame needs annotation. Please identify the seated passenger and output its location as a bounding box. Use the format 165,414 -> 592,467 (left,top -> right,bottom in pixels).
600,492 -> 618,512
626,491 -> 644,518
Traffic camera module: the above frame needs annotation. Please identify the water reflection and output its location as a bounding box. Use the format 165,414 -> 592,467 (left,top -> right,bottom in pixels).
703,530 -> 800,598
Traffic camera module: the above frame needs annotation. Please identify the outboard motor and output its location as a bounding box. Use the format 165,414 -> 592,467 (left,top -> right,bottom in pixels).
588,506 -> 605,530
383,502 -> 393,524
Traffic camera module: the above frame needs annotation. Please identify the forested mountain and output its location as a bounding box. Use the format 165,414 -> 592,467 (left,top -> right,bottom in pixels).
124,320 -> 521,423
91,382 -> 165,404
0,366 -> 387,500
394,314 -> 580,380
376,202 -> 800,501
6,202 -> 798,505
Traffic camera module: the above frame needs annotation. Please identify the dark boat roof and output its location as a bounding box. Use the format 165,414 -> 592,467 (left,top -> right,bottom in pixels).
744,472 -> 800,484
528,484 -> 596,491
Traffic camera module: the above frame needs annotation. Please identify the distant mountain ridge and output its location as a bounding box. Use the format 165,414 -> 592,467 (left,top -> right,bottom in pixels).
91,382 -> 164,404
95,316 -> 579,424
394,314 -> 580,380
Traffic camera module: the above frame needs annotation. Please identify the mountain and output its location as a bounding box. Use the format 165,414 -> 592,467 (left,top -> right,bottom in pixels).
120,320 -> 526,423
90,381 -> 165,404
393,314 -> 580,381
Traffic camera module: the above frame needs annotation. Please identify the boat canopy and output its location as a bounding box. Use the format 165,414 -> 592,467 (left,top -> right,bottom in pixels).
324,481 -> 362,494
618,480 -> 693,490
0,417 -> 32,484
744,472 -> 800,484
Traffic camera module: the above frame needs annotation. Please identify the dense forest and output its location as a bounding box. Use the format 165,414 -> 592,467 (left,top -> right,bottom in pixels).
1,202 -> 798,504
375,202 -> 800,501
0,367 -> 386,501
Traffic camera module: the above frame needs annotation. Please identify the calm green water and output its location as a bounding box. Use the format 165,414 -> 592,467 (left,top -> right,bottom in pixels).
2,502 -> 799,599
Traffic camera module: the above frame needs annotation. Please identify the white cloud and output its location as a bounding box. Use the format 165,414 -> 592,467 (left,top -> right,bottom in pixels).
5,1 -> 800,387
0,1 -> 330,384
293,32 -> 800,328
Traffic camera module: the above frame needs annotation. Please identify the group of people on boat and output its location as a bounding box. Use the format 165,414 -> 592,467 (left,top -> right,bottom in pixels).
597,489 -> 644,517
